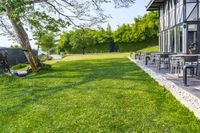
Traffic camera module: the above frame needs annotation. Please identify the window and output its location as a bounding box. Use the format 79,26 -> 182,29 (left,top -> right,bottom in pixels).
160,6 -> 164,31
159,33 -> 163,52
170,29 -> 175,53
164,1 -> 169,29
188,24 -> 198,53
169,0 -> 175,27
186,0 -> 198,21
176,26 -> 183,53
164,31 -> 169,52
176,0 -> 183,24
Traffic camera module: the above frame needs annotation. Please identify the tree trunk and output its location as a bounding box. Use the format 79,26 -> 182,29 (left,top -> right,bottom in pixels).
82,47 -> 86,55
5,6 -> 39,72
108,38 -> 117,52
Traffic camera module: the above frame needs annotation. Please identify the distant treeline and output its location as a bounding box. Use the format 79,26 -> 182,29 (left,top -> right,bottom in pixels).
39,12 -> 159,54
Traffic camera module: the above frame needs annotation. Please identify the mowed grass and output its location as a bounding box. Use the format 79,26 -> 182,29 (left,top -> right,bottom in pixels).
140,45 -> 159,52
1,53 -> 200,132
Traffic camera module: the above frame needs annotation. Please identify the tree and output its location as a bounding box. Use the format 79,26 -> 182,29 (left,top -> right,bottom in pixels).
105,24 -> 117,52
56,12 -> 158,54
58,32 -> 71,54
37,32 -> 56,57
70,29 -> 97,54
11,44 -> 21,48
113,11 -> 159,44
0,0 -> 135,72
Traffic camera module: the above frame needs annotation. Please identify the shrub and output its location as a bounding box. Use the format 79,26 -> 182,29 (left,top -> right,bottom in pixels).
11,64 -> 28,70
38,54 -> 47,62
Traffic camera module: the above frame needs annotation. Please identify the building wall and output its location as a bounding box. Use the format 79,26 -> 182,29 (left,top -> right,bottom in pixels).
159,0 -> 185,53
159,0 -> 200,54
0,48 -> 37,66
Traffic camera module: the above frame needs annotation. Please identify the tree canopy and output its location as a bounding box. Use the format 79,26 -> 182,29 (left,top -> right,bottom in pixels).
37,32 -> 56,53
113,11 -> 159,44
70,29 -> 98,54
57,11 -> 159,54
0,0 -> 135,72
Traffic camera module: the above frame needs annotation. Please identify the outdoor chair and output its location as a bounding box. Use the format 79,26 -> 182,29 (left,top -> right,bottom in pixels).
170,56 -> 184,75
143,52 -> 159,65
182,56 -> 199,86
149,53 -> 157,65
156,53 -> 170,70
139,52 -> 146,61
144,52 -> 151,65
135,52 -> 142,60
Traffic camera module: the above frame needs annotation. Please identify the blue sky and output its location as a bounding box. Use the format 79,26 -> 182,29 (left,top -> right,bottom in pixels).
102,0 -> 149,30
0,0 -> 149,48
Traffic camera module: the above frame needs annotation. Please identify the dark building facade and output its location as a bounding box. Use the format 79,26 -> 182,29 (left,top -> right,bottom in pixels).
147,0 -> 200,54
0,48 -> 28,66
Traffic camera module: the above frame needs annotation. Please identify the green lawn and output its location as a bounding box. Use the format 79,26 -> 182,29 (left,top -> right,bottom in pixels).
140,45 -> 159,52
1,53 -> 200,132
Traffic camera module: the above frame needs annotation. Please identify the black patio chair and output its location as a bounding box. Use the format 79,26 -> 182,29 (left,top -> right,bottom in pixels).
183,56 -> 199,86
135,51 -> 142,60
144,52 -> 152,65
156,53 -> 170,70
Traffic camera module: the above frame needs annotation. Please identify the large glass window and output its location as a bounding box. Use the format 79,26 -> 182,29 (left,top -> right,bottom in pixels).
164,31 -> 169,52
170,29 -> 175,53
160,6 -> 164,31
169,0 -> 175,27
176,0 -> 183,24
159,33 -> 163,52
176,26 -> 183,53
188,24 -> 198,54
186,0 -> 198,21
164,1 -> 169,29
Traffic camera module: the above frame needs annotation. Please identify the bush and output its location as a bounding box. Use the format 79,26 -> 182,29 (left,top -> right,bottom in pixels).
57,37 -> 158,54
117,38 -> 158,52
11,64 -> 28,70
40,63 -> 52,71
38,54 -> 53,62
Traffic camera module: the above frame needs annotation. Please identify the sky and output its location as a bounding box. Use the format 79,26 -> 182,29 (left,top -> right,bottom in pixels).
0,0 -> 150,48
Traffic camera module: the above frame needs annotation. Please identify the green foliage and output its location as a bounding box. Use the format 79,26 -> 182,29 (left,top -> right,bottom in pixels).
1,53 -> 200,132
140,45 -> 159,52
1,0 -> 70,33
57,12 -> 159,54
69,29 -> 98,54
117,38 -> 158,52
37,32 -> 56,53
1,0 -> 135,39
11,64 -> 28,70
113,11 -> 159,44
40,63 -> 52,71
38,54 -> 48,62
10,44 -> 21,48
58,32 -> 71,54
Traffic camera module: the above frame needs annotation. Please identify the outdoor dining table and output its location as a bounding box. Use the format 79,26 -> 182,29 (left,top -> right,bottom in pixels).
170,54 -> 200,68
171,54 -> 200,57
170,54 -> 200,66
170,54 -> 200,85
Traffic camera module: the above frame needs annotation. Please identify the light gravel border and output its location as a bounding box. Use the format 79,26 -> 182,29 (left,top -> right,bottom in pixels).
129,57 -> 200,119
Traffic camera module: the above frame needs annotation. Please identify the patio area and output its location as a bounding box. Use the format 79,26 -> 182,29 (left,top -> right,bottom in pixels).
129,56 -> 200,119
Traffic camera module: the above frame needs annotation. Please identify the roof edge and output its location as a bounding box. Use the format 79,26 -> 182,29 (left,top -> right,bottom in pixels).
146,0 -> 165,11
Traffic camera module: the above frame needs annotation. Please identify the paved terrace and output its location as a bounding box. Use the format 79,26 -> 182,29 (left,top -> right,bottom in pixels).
129,57 -> 200,119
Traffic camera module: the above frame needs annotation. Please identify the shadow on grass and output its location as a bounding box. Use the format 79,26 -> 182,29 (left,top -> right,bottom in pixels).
0,58 -> 151,113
